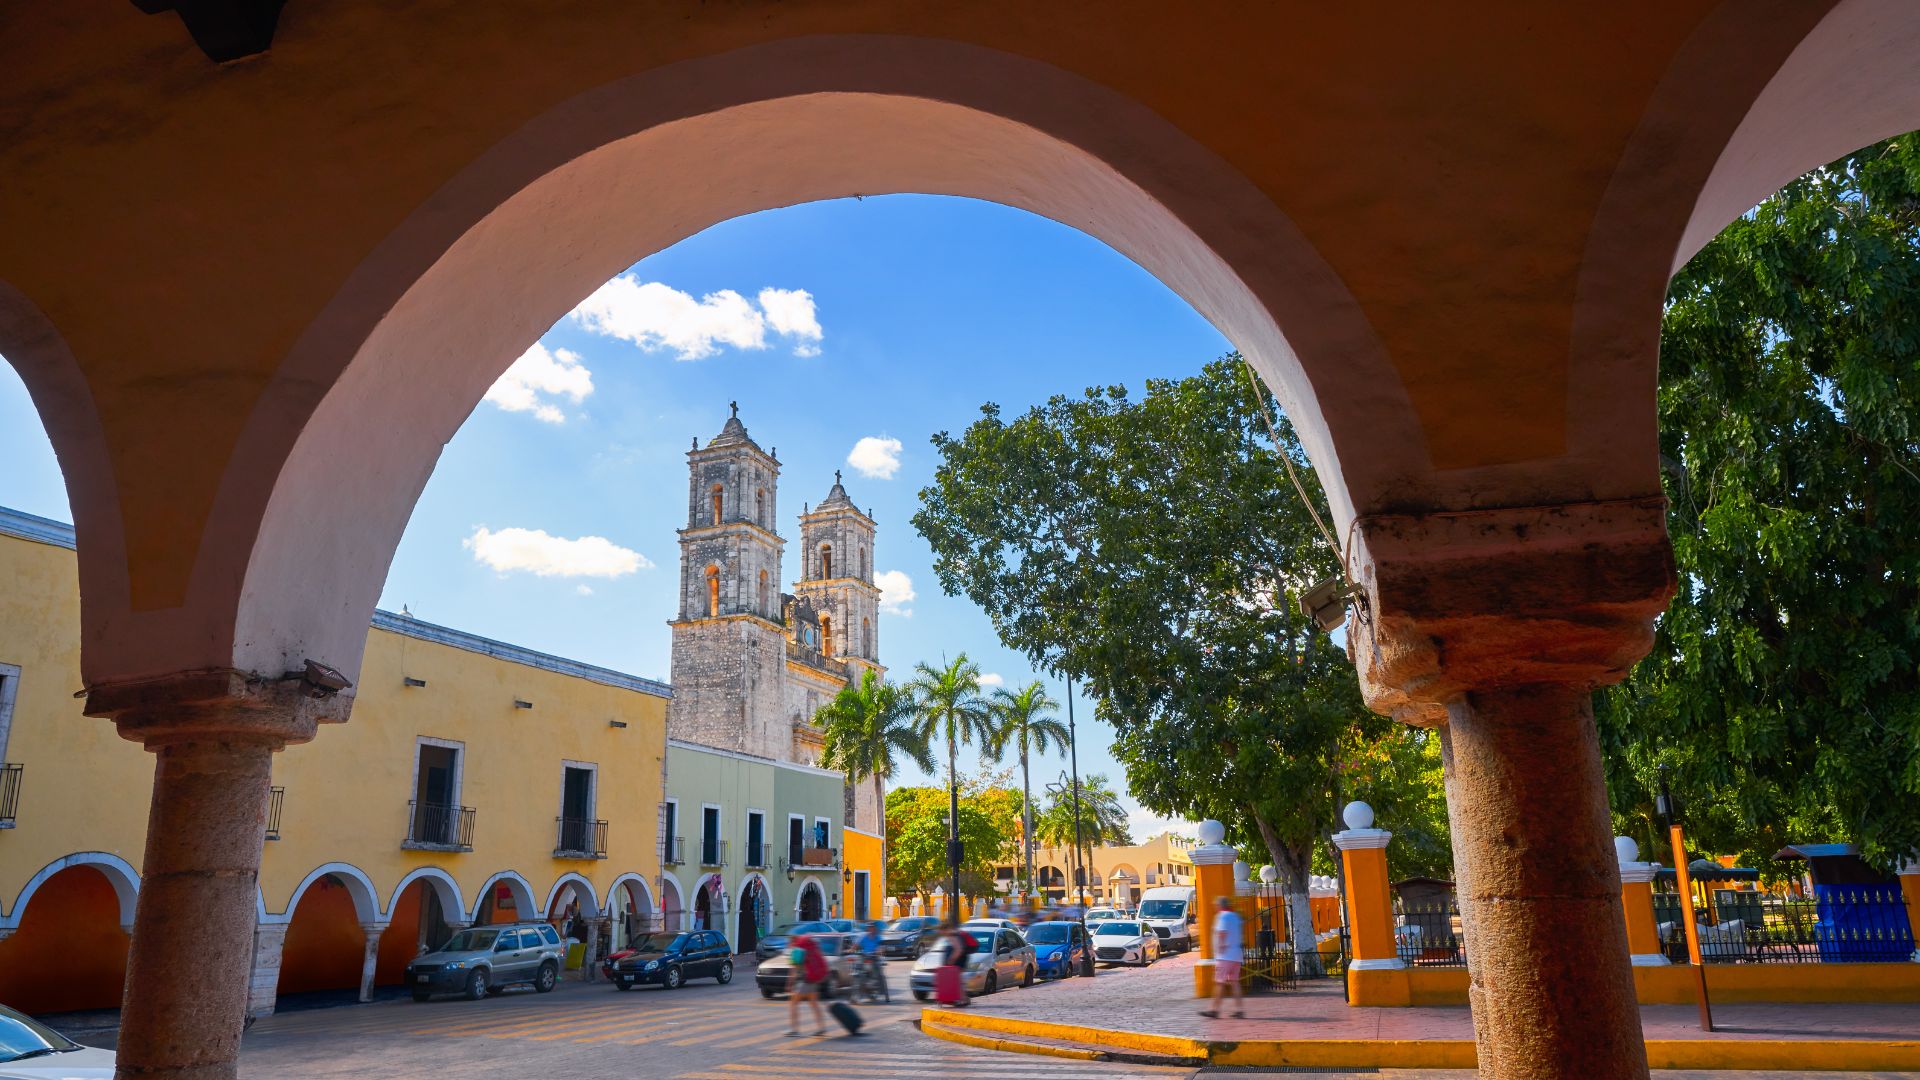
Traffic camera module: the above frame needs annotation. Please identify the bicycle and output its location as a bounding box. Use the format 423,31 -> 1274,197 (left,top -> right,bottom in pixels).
851,951 -> 890,1004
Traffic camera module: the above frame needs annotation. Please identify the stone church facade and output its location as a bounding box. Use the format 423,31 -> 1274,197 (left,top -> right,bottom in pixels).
666,407 -> 885,833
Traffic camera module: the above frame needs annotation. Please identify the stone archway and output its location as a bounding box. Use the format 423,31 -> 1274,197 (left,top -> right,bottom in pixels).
796,880 -> 825,922
0,861 -> 134,1013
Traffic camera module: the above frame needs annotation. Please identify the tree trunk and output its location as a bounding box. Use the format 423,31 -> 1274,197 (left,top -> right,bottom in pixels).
1020,743 -> 1034,901
1254,811 -> 1325,977
947,726 -> 961,913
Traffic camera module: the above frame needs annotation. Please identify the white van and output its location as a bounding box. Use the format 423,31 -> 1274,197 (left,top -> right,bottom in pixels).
1136,885 -> 1197,953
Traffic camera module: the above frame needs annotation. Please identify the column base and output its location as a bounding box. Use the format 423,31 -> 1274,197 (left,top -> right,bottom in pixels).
1629,953 -> 1671,967
1349,958 -> 1408,971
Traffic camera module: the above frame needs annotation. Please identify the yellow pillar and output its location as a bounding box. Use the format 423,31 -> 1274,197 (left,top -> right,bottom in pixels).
1900,860 -> 1920,963
1616,837 -> 1669,967
1332,801 -> 1408,1006
1189,820 -> 1238,998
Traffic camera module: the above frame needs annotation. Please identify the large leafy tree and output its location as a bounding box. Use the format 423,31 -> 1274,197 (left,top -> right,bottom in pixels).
915,356 -> 1417,969
817,670 -> 934,871
984,680 -> 1070,898
905,654 -> 995,902
1599,135 -> 1920,872
884,776 -> 1021,899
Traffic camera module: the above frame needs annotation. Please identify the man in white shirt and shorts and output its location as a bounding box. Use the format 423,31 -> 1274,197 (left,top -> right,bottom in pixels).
1200,895 -> 1245,1019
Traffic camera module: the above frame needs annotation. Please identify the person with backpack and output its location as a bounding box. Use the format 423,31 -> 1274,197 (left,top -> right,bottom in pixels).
786,933 -> 830,1037
933,924 -> 971,1007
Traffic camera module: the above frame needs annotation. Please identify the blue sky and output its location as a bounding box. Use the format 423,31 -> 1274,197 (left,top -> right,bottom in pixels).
0,195 -> 1230,840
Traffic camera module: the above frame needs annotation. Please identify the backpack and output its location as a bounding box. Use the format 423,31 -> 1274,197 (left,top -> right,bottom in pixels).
800,938 -> 829,983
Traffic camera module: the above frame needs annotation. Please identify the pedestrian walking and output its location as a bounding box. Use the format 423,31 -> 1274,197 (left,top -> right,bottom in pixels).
785,933 -> 830,1037
1200,895 -> 1245,1019
933,924 -> 970,1007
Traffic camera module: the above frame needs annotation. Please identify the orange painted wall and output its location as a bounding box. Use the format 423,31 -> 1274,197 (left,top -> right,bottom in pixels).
0,867 -> 129,1014
278,877 -> 366,995
374,881 -> 428,986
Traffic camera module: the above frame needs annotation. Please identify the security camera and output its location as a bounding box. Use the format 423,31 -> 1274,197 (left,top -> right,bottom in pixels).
300,659 -> 353,695
1300,575 -> 1352,634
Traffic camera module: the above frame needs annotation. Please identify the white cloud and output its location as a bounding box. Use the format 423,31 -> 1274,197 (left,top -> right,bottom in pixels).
979,672 -> 1005,688
847,436 -> 903,480
876,569 -> 916,616
484,342 -> 593,423
575,584 -> 595,596
464,526 -> 652,579
569,276 -> 824,360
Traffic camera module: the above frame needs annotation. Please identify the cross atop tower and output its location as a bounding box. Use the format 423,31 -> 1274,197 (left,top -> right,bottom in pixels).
834,469 -> 842,485
729,400 -> 739,418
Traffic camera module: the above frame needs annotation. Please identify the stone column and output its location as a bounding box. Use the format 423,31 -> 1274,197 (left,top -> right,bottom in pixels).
246,924 -> 288,1021
1187,820 -> 1237,998
357,923 -> 387,1002
1348,498 -> 1674,1080
87,669 -> 345,1080
1616,838 -> 1668,968
580,917 -> 602,982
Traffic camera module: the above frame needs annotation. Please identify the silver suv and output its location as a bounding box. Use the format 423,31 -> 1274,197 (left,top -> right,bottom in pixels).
405,922 -> 567,1001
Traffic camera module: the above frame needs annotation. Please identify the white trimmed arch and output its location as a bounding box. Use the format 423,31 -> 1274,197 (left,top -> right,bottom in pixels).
386,866 -> 466,924
272,862 -> 381,925
794,879 -> 826,920
543,872 -> 601,919
607,872 -> 655,916
469,870 -> 538,924
658,871 -> 686,932
3,851 -> 139,931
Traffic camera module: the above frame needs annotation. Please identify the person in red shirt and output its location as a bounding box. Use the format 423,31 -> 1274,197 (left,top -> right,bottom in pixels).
786,934 -> 830,1037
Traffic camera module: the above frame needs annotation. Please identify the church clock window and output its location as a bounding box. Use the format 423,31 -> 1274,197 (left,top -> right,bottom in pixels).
710,484 -> 724,525
705,565 -> 720,618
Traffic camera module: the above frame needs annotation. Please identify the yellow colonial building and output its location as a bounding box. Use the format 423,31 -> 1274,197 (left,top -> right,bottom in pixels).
996,831 -> 1197,907
0,506 -> 677,1016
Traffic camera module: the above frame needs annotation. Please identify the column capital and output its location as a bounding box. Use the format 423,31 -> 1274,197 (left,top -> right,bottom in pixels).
84,667 -> 351,750
1187,842 -> 1238,866
360,922 -> 390,936
1331,828 -> 1393,851
1617,862 -> 1657,884
1345,497 -> 1675,723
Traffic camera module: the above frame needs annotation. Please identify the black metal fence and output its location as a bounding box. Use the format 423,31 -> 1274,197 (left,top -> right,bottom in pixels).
1394,897 -> 1468,968
406,800 -> 475,850
0,763 -> 21,827
264,786 -> 284,841
1654,886 -> 1914,964
556,817 -> 609,859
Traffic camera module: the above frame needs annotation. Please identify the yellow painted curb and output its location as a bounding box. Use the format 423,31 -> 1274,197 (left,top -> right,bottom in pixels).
923,1008 -> 1920,1072
919,1017 -> 1108,1061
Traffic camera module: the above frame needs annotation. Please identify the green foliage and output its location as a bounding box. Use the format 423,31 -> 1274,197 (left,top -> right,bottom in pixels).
1035,772 -> 1132,850
906,654 -> 995,787
1599,135 -> 1920,871
817,669 -> 935,784
983,681 -> 1070,883
884,780 -> 1020,896
913,356 -> 1438,913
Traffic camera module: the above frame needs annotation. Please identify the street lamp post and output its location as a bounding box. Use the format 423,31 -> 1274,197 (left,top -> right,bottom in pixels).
1066,675 -> 1095,977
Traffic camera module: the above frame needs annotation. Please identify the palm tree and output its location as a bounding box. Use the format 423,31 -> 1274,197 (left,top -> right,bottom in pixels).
817,670 -> 934,880
1037,772 -> 1131,852
906,654 -> 993,909
985,681 -> 1068,905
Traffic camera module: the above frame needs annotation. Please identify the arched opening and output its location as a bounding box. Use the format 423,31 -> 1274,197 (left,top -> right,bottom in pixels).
277,874 -> 372,1002
1038,865 -> 1067,901
757,569 -> 769,616
861,618 -> 871,659
737,876 -> 770,954
819,615 -> 832,658
704,565 -> 720,618
611,876 -> 656,946
0,863 -> 133,1013
755,487 -> 766,527
710,483 -> 724,526
472,872 -> 538,926
546,875 -> 599,941
377,875 -> 458,987
691,874 -> 725,935
819,544 -> 832,581
796,880 -> 825,922
660,877 -> 685,933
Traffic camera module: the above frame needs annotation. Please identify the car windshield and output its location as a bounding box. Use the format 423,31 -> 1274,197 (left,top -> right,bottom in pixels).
789,921 -> 834,935
629,933 -> 689,955
1094,922 -> 1141,936
828,920 -> 859,932
0,1006 -> 79,1063
1138,900 -> 1186,919
439,928 -> 501,952
1026,924 -> 1072,944
885,917 -> 931,933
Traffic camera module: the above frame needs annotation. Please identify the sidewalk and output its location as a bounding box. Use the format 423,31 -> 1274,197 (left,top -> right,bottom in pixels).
923,953 -> 1920,1070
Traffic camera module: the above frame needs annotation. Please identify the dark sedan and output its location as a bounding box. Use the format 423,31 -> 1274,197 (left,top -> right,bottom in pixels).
878,915 -> 941,958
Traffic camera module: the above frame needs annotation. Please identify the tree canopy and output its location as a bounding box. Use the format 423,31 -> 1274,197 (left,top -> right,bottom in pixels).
1599,135 -> 1920,871
884,774 -> 1021,897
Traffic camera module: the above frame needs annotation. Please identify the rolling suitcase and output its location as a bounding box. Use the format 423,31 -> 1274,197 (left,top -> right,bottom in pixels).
828,1000 -> 864,1036
933,964 -> 965,1005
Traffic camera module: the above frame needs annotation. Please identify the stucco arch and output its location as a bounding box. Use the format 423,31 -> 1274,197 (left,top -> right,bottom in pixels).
385,867 -> 465,924
222,35 -> 1386,687
544,873 -> 601,919
273,862 -> 381,926
607,873 -> 654,916
3,852 -> 140,930
469,870 -> 538,925
794,879 -> 826,920
658,872 -> 686,932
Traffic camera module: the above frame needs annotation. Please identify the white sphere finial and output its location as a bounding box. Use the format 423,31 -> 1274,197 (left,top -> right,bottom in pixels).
1342,801 -> 1374,831
1233,860 -> 1251,882
1614,836 -> 1639,864
1258,865 -> 1278,883
1197,819 -> 1227,846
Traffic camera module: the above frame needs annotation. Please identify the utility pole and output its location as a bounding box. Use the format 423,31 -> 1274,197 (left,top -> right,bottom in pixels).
1067,675 -> 1095,976
946,731 -> 962,924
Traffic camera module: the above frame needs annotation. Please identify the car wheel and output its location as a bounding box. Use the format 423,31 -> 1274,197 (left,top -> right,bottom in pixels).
1022,965 -> 1035,988
663,965 -> 683,990
912,989 -> 929,1002
613,980 -> 632,991
410,990 -> 432,1003
983,972 -> 998,996
463,969 -> 489,1001
715,960 -> 733,985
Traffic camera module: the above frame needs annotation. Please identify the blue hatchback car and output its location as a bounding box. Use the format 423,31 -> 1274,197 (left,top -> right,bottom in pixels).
1024,920 -> 1090,978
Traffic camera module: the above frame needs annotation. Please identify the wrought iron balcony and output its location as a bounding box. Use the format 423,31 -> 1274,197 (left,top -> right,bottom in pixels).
661,835 -> 686,865
699,838 -> 728,867
744,842 -> 770,869
264,786 -> 284,841
556,817 -> 609,860
786,843 -> 838,870
404,800 -> 475,851
0,763 -> 20,829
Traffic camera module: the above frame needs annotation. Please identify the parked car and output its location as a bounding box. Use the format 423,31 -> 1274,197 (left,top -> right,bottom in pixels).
1091,919 -> 1160,967
909,927 -> 1036,1000
404,922 -> 566,1001
603,930 -> 735,990
879,915 -> 941,958
1137,885 -> 1197,953
961,918 -> 1022,934
756,920 -> 835,962
755,933 -> 854,998
1084,907 -> 1125,923
0,1004 -> 114,1078
1024,920 -> 1090,978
